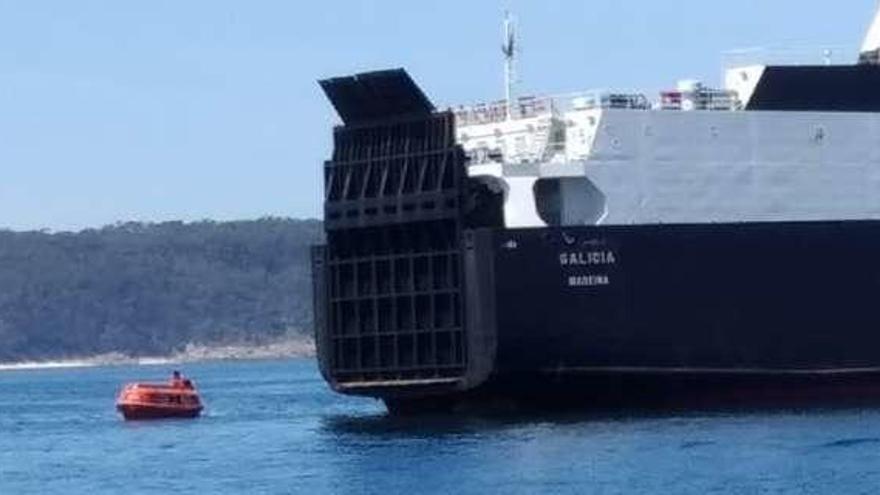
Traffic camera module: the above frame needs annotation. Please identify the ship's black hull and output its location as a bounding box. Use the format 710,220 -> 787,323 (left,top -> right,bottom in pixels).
374,221 -> 880,413
383,370 -> 880,415
491,221 -> 880,374
316,220 -> 880,413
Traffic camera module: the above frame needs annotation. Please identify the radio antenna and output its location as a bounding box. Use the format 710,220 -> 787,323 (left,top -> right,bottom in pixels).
502,11 -> 517,120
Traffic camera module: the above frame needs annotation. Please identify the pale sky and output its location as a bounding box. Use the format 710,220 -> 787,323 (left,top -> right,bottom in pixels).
1,0 -> 876,231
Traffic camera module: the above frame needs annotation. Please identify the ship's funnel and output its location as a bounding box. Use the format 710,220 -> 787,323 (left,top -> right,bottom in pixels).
860,2 -> 880,64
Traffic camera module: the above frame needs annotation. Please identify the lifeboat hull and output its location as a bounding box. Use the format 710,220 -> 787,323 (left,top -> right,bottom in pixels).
116,382 -> 204,420
116,404 -> 202,420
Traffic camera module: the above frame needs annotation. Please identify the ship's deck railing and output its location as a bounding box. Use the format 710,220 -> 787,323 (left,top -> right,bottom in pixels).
454,87 -> 739,127
659,88 -> 740,111
453,96 -> 557,126
561,91 -> 651,111
555,87 -> 740,112
722,45 -> 855,68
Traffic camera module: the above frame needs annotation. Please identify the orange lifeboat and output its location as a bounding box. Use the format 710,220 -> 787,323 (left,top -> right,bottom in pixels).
116,371 -> 204,420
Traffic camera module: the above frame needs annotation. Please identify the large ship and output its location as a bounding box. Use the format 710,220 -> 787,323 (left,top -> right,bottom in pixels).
312,6 -> 880,413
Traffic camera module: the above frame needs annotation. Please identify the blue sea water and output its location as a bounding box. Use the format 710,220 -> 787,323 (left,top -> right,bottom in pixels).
2,359 -> 880,494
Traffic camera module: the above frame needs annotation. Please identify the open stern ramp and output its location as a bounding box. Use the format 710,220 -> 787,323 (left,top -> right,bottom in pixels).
313,70 -> 495,399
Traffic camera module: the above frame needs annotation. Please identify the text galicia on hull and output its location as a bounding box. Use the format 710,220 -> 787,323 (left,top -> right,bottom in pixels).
559,251 -> 616,267
311,6 -> 880,413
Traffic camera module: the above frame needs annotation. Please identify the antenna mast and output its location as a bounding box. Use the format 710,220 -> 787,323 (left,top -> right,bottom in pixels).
502,11 -> 517,120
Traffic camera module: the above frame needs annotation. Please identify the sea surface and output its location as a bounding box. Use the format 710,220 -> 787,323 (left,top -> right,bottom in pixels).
2,359 -> 880,494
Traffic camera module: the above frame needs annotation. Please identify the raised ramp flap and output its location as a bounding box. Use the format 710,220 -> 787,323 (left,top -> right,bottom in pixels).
319,69 -> 435,125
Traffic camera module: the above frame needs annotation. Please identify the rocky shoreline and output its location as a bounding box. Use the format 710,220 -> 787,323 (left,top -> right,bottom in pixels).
0,338 -> 316,371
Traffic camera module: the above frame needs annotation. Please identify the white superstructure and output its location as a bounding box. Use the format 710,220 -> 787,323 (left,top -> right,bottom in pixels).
863,2 -> 880,57
455,5 -> 880,228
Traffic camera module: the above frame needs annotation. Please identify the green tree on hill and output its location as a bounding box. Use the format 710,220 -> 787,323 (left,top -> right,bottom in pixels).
0,218 -> 322,361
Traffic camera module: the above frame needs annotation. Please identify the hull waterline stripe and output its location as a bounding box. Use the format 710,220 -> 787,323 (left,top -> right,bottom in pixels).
336,377 -> 462,390
540,366 -> 880,376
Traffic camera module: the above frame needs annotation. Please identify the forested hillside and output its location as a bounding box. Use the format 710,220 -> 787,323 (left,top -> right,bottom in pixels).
0,218 -> 322,361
